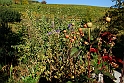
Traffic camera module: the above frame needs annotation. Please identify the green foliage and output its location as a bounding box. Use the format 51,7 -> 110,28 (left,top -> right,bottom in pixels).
1,3 -> 121,83
0,6 -> 21,23
13,8 -> 114,82
104,8 -> 124,59
107,8 -> 124,31
111,0 -> 124,8
21,0 -> 29,4
0,0 -> 12,6
0,6 -> 22,83
9,4 -> 108,20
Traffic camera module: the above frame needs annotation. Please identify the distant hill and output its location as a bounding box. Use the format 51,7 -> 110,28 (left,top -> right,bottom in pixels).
9,3 -> 109,22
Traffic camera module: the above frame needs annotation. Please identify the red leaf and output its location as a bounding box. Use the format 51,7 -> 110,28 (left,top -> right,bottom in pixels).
90,48 -> 98,53
101,32 -> 111,37
102,55 -> 112,62
98,60 -> 101,64
102,55 -> 124,65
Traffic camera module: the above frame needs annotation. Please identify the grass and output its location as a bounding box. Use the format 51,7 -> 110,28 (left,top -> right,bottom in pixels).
9,3 -> 109,33
10,4 -> 108,20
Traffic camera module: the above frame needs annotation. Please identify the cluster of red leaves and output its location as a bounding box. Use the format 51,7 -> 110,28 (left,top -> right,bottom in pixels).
90,48 -> 98,53
100,32 -> 116,43
102,54 -> 123,65
89,31 -> 123,69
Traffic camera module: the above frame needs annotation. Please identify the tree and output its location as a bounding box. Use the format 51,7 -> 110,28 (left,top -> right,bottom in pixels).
111,0 -> 124,8
103,0 -> 124,60
41,0 -> 46,4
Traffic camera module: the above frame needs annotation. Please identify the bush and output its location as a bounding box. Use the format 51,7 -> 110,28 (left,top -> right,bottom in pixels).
0,0 -> 12,6
0,6 -> 22,83
0,6 -> 21,25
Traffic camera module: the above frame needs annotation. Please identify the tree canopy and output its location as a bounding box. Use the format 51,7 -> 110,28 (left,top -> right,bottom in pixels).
111,0 -> 124,8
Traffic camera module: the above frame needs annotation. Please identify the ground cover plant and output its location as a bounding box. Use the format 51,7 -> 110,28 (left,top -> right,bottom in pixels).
0,1 -> 124,83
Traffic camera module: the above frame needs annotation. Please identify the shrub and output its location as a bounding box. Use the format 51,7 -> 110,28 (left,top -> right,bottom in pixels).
0,0 -> 12,6
0,6 -> 22,83
0,6 -> 21,26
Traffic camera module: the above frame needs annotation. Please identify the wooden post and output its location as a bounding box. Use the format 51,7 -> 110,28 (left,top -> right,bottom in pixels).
88,28 -> 91,78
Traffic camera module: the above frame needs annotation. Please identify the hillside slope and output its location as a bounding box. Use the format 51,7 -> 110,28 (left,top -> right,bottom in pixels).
9,4 -> 108,21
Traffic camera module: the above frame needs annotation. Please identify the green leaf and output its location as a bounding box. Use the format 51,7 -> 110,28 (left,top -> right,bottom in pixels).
102,71 -> 115,79
66,81 -> 73,83
94,69 -> 101,74
70,47 -> 78,56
